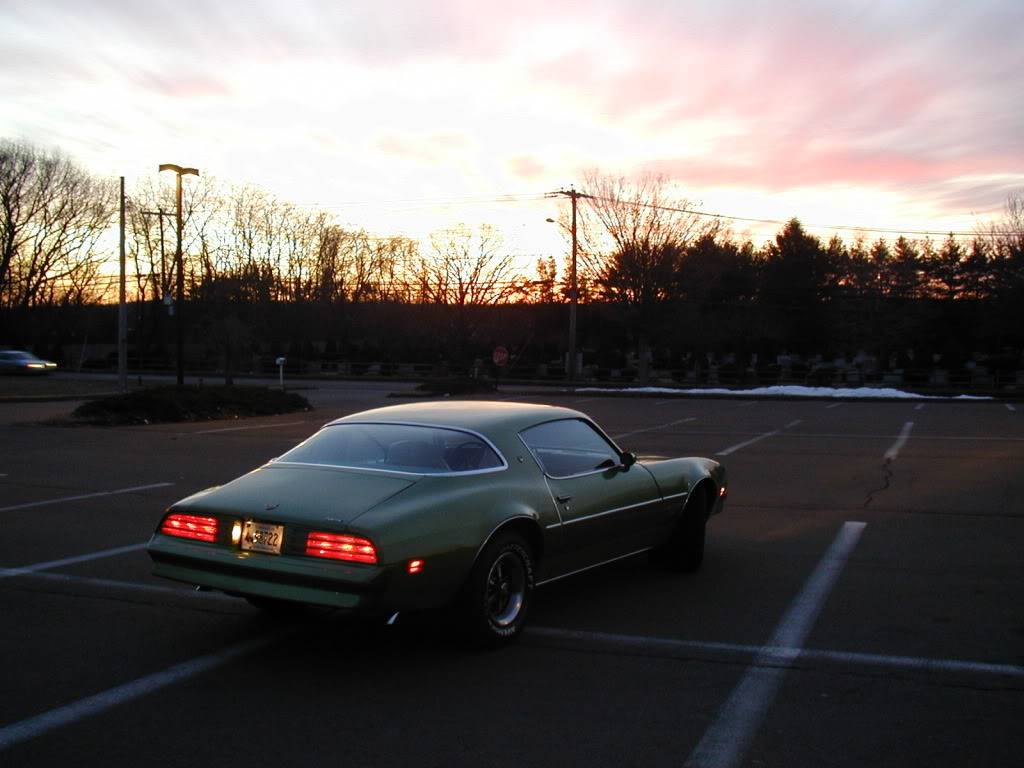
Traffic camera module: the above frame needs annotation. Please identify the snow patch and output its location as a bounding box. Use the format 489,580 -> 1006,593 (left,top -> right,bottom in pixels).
574,385 -> 993,401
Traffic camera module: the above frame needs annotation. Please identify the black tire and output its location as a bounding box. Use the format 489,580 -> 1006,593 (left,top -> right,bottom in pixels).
460,533 -> 534,647
657,485 -> 708,573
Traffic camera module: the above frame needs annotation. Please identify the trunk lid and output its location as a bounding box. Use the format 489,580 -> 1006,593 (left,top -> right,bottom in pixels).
177,464 -> 417,525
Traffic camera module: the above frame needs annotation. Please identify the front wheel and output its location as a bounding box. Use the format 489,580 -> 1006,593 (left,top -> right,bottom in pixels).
460,534 -> 534,647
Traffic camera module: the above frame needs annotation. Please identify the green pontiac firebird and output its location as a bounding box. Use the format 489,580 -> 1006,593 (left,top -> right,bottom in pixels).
147,401 -> 727,644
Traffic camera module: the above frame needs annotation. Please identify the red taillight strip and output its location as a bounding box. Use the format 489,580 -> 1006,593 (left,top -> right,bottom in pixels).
305,532 -> 377,564
161,513 -> 219,543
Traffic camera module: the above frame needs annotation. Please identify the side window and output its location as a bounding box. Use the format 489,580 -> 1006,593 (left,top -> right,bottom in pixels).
520,419 -> 620,478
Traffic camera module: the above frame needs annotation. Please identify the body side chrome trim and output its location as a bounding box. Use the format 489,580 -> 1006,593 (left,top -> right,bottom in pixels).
536,547 -> 654,587
559,497 -> 664,526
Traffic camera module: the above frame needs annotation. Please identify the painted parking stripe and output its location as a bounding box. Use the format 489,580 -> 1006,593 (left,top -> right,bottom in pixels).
715,429 -> 781,456
684,521 -> 866,768
884,421 -> 915,460
1007,404 -> 1017,412
714,420 -> 802,457
825,402 -> 843,409
526,627 -> 1024,679
186,420 -> 307,435
737,401 -> 757,408
0,483 -> 173,513
613,416 -> 696,441
0,543 -> 147,579
11,567 -> 1023,682
0,632 -> 287,751
915,403 -> 925,411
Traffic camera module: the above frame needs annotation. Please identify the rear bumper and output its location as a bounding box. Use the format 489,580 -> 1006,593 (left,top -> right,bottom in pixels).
147,534 -> 394,612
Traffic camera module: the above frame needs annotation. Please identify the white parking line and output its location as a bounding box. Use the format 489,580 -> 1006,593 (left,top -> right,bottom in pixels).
714,420 -> 802,457
884,421 -> 915,460
613,417 -> 696,441
1007,404 -> 1017,412
915,404 -> 925,411
186,420 -> 307,435
0,632 -> 287,751
655,399 -> 676,406
0,483 -> 173,513
526,627 -> 1024,679
715,429 -> 781,456
0,543 -> 147,580
684,521 -> 866,768
825,402 -> 844,409
737,401 -> 757,408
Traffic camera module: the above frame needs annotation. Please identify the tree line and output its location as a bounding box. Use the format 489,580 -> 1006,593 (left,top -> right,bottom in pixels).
2,139 -> 1022,378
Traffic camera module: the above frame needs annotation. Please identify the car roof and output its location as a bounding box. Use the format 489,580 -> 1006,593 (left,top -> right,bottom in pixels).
327,400 -> 586,436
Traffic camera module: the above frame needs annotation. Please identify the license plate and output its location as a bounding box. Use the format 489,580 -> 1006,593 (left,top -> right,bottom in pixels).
241,521 -> 284,554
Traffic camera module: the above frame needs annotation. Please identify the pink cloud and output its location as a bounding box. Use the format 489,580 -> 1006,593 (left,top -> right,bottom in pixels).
532,3 -> 1022,207
508,155 -> 546,181
375,132 -> 470,165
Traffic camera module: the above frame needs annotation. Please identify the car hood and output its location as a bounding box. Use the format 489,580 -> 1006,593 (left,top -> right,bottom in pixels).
174,463 -> 418,525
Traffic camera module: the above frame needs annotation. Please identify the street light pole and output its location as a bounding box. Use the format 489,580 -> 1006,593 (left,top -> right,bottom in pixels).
158,164 -> 198,387
118,176 -> 127,393
568,190 -> 578,382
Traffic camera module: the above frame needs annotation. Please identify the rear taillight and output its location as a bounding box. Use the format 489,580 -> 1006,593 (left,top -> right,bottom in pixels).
305,532 -> 377,564
161,513 -> 218,543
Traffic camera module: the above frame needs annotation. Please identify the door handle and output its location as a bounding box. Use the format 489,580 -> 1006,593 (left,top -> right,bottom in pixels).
555,494 -> 572,504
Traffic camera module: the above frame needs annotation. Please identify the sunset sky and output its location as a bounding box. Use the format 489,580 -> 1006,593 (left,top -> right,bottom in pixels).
1,0 -> 1021,264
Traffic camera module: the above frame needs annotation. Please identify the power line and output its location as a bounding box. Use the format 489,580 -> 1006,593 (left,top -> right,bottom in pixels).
580,193 -> 1001,239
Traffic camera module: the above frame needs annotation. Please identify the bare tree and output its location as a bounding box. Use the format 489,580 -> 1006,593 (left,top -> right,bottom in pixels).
410,224 -> 525,363
576,170 -> 718,379
0,140 -> 115,308
418,224 -> 522,306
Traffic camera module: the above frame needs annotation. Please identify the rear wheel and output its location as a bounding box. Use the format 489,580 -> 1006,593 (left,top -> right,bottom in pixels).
657,485 -> 707,573
460,533 -> 534,647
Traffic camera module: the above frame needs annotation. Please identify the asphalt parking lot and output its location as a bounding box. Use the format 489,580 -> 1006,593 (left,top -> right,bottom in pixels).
1,382 -> 1022,767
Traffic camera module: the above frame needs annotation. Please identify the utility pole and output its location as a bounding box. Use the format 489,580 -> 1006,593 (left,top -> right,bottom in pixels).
158,164 -> 199,387
547,187 -> 589,382
118,177 -> 127,392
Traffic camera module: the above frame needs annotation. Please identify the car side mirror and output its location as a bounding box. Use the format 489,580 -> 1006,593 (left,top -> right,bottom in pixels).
620,451 -> 637,469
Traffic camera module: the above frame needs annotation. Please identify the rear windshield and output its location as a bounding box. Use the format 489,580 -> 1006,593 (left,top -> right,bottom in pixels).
276,423 -> 505,474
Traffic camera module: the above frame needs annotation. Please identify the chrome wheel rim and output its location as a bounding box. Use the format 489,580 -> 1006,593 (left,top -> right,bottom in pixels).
485,551 -> 526,627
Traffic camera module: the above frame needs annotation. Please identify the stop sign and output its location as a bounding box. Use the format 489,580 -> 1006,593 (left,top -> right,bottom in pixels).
492,345 -> 509,367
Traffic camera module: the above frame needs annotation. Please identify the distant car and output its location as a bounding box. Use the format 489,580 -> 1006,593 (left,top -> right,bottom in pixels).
147,401 -> 727,644
0,350 -> 58,374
